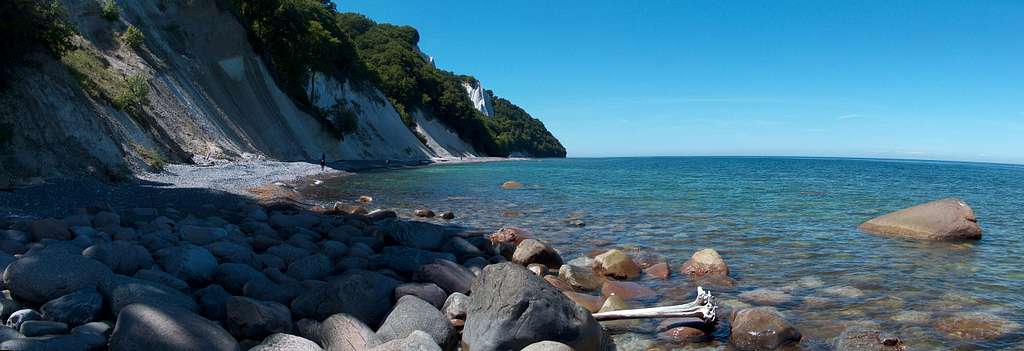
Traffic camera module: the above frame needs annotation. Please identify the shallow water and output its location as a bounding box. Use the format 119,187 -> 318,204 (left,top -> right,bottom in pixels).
310,157 -> 1024,350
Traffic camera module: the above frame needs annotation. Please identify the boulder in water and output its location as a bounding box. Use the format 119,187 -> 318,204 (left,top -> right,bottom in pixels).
592,249 -> 641,280
729,307 -> 801,350
858,198 -> 982,240
462,263 -> 605,351
679,248 -> 729,278
512,239 -> 563,269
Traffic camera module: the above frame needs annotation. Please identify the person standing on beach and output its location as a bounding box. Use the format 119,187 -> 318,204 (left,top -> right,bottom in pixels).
320,153 -> 326,172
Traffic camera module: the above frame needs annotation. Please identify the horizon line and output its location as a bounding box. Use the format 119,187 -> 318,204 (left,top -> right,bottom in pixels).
557,154 -> 1024,167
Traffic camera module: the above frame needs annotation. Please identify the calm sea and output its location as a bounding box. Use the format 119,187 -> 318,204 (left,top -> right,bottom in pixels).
311,157 -> 1024,350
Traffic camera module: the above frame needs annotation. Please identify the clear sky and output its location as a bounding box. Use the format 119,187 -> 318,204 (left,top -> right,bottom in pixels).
341,1 -> 1023,164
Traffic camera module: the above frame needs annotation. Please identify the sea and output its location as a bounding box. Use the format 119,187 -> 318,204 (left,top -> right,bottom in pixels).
309,157 -> 1024,350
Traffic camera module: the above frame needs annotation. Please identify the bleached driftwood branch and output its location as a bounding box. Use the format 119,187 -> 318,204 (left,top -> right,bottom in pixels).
592,287 -> 717,323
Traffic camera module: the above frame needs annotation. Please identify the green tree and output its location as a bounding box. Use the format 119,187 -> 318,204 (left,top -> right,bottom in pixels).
0,0 -> 76,84
100,0 -> 119,21
121,25 -> 144,49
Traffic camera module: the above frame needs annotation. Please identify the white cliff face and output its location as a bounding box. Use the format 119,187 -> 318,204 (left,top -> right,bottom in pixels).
461,81 -> 494,117
412,109 -> 478,159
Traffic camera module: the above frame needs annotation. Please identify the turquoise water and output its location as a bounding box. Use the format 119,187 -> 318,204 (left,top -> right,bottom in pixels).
312,157 -> 1024,349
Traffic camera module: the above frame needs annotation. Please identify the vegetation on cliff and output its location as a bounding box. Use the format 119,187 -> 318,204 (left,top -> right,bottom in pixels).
0,0 -> 75,85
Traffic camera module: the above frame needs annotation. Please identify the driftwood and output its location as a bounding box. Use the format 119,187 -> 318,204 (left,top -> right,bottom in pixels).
592,287 -> 717,323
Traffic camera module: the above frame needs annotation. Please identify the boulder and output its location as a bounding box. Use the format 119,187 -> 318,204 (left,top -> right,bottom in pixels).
19,320 -> 67,337
368,330 -> 440,351
366,210 -> 397,222
543,276 -> 574,292
394,283 -> 447,309
521,341 -> 574,351
738,288 -> 793,306
205,242 -> 257,266
99,275 -> 199,315
154,245 -> 218,284
413,259 -> 474,295
0,333 -> 106,351
730,307 -> 801,350
0,293 -> 21,321
413,209 -> 435,218
380,221 -> 448,250
442,293 -> 469,320
562,291 -> 604,313
3,254 -> 112,303
294,319 -> 323,346
195,284 -> 232,321
644,263 -> 670,279
512,239 -> 563,269
266,244 -> 313,265
935,312 -> 1021,340
250,333 -> 323,351
287,255 -> 332,281
134,269 -> 189,291
6,309 -> 41,330
82,241 -> 154,275
527,263 -> 547,276
558,264 -> 604,291
376,295 -> 455,350
320,313 -> 381,351
225,296 -> 293,340
92,211 -> 121,227
109,304 -> 240,351
441,237 -> 482,260
39,288 -> 102,326
243,278 -> 303,305
463,263 -> 605,351
657,318 -> 711,344
835,327 -> 905,351
0,326 -> 22,343
859,198 -> 982,240
290,270 -> 400,325
29,218 -> 70,241
592,250 -> 641,280
679,248 -> 729,277
373,246 -> 456,274
269,213 -> 321,230
487,227 -> 530,258
180,225 -> 228,245
440,212 -> 455,220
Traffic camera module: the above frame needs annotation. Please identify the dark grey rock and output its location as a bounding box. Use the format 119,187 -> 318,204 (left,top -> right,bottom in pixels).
195,284 -> 232,321
290,270 -> 399,326
154,245 -> 217,284
133,269 -> 189,291
368,330 -> 440,351
249,333 -> 323,351
376,295 -> 455,350
6,309 -> 41,330
266,244 -> 311,265
287,255 -> 331,281
321,241 -> 349,260
463,263 -> 605,351
19,320 -> 68,337
379,221 -> 448,250
29,218 -> 70,241
373,246 -> 455,274
71,321 -> 111,337
180,225 -> 228,245
442,237 -> 482,260
394,283 -> 447,309
0,292 -> 21,320
40,288 -> 102,326
243,278 -> 303,305
0,333 -> 106,351
414,259 -> 474,295
214,263 -> 267,294
334,256 -> 370,273
109,304 -> 240,351
0,325 -> 22,342
3,254 -> 112,303
293,319 -> 323,347
99,275 -> 198,315
225,296 -> 292,340
256,254 -> 286,270
205,242 -> 257,267
319,313 -> 380,351
82,241 -> 154,275
92,212 -> 120,228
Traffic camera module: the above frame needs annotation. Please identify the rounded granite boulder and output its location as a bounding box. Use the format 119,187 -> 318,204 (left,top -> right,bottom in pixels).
858,198 -> 982,240
109,304 -> 240,351
3,254 -> 113,303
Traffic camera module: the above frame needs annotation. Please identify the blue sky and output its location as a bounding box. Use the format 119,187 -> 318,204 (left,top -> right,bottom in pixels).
341,1 -> 1023,163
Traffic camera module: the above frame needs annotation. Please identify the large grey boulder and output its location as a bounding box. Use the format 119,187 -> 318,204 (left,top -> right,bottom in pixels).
3,254 -> 112,303
19,320 -> 67,336
225,296 -> 292,340
859,198 -> 982,240
250,333 -> 323,351
368,330 -> 440,351
109,304 -> 239,351
413,259 -> 474,295
82,241 -> 154,275
99,275 -> 198,315
266,244 -> 312,265
195,284 -> 232,321
0,333 -> 106,351
463,263 -> 605,351
180,225 -> 228,245
154,245 -> 218,284
522,341 -> 575,351
39,288 -> 102,326
205,242 -> 256,267
730,307 -> 802,350
214,263 -> 266,294
320,313 -> 381,351
291,271 -> 400,325
442,293 -> 469,320
133,269 -> 189,291
376,295 -> 455,350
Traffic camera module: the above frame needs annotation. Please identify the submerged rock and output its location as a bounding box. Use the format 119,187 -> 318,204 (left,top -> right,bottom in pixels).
463,263 -> 605,351
500,181 -> 523,190
592,249 -> 641,280
858,198 -> 982,240
738,288 -> 793,306
730,307 -> 802,350
835,327 -> 905,351
935,312 -> 1020,340
512,239 -> 563,269
601,281 -> 657,300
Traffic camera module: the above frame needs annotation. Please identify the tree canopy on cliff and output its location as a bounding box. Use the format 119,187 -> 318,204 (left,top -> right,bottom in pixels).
230,0 -> 565,157
0,0 -> 75,85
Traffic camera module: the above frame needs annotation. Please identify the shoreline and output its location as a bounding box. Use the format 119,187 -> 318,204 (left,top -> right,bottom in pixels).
0,157 -> 523,219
